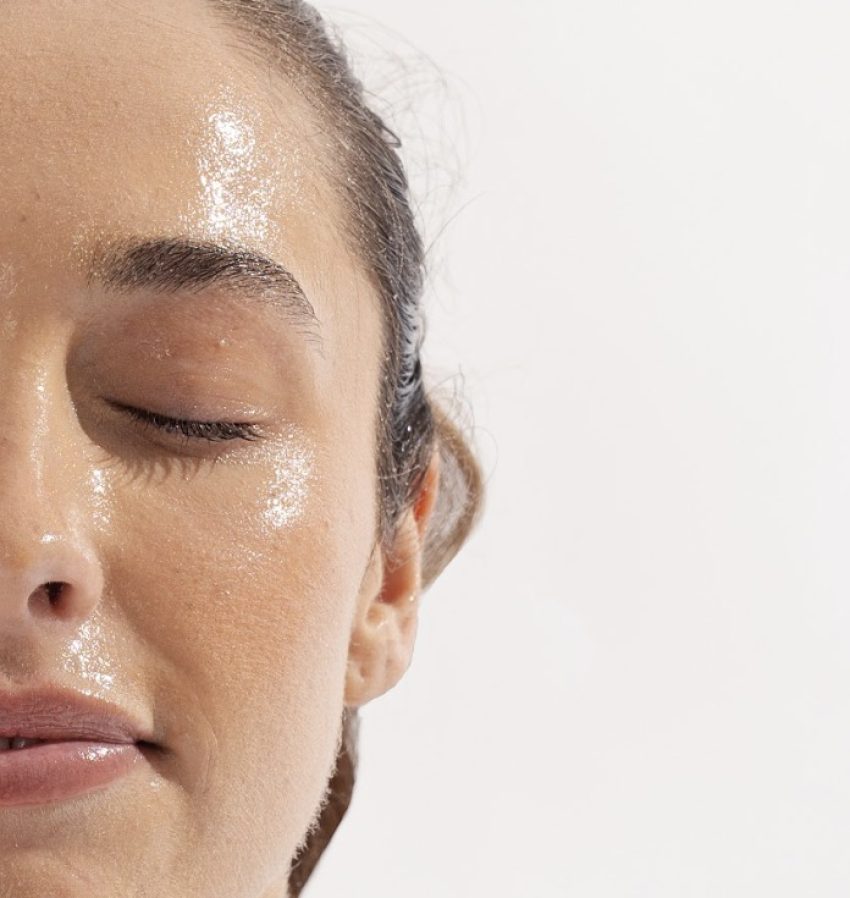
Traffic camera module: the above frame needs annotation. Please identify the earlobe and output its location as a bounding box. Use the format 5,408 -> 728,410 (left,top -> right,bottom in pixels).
344,452 -> 440,708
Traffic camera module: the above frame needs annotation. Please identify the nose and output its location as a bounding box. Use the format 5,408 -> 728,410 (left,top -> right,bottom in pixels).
0,362 -> 105,635
0,531 -> 104,631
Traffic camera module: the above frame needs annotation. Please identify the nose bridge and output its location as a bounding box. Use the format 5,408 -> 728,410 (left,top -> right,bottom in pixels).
0,348 -> 68,522
0,341 -> 104,631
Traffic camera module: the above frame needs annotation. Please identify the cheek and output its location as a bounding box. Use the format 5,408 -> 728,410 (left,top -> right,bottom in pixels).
90,425 -> 376,869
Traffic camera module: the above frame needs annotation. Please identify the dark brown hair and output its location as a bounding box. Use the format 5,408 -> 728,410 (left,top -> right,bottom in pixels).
210,2 -> 483,893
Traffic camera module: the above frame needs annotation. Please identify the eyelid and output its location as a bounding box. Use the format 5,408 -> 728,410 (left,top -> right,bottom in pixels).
106,400 -> 265,443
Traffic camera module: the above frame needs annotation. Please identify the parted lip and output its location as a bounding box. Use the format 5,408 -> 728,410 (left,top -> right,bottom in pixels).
0,686 -> 154,744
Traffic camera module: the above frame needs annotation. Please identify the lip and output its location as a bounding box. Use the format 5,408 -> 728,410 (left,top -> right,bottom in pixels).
0,686 -> 154,743
0,686 -> 157,807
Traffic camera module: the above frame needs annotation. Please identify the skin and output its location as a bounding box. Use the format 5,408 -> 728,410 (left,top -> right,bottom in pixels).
0,1 -> 438,896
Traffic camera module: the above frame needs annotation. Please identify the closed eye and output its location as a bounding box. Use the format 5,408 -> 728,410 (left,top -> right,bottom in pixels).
107,400 -> 265,443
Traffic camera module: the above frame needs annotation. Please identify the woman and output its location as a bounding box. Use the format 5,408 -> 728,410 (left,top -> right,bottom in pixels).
0,0 -> 481,895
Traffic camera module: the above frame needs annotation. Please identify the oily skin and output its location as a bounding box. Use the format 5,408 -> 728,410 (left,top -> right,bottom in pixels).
0,2 -> 434,897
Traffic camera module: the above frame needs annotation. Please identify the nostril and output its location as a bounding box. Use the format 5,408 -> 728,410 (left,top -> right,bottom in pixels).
7,545 -> 104,626
44,582 -> 65,606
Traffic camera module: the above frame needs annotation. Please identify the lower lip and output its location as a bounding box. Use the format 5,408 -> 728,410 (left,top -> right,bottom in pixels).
0,741 -> 144,807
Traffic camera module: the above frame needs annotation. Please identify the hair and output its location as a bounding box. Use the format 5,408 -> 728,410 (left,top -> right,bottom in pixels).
208,1 -> 483,893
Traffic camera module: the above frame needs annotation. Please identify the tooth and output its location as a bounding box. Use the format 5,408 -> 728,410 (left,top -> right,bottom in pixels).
0,737 -> 48,751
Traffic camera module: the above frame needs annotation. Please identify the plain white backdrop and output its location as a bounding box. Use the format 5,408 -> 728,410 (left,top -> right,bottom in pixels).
307,2 -> 850,896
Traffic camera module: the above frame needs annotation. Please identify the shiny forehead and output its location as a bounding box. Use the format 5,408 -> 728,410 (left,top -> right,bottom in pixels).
0,0 -> 322,252
0,0 -> 374,327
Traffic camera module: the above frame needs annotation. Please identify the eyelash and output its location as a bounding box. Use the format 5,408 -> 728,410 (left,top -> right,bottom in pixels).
109,401 -> 265,443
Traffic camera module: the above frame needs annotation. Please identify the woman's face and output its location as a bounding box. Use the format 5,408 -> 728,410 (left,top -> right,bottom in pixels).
0,2 -> 419,896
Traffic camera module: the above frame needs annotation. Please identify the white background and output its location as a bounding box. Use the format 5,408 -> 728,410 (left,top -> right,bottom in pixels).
309,2 -> 850,896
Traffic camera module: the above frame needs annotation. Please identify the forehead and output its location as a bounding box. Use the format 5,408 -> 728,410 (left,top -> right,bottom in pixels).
0,1 -> 305,245
0,0 -> 382,390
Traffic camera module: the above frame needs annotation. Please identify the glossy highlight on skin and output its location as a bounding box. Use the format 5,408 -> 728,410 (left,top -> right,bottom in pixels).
181,83 -> 304,248
60,619 -> 117,692
258,428 -> 316,532
88,466 -> 113,531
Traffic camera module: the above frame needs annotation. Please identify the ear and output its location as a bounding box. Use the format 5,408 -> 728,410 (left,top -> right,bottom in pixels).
344,450 -> 440,708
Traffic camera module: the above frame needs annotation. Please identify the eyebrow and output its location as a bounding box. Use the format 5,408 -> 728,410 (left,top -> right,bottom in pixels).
84,235 -> 322,350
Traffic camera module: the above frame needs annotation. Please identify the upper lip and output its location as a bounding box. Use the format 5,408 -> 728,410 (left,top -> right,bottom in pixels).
0,686 -> 153,744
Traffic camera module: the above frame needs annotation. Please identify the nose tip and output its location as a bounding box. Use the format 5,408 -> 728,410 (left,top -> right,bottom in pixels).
0,532 -> 104,630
